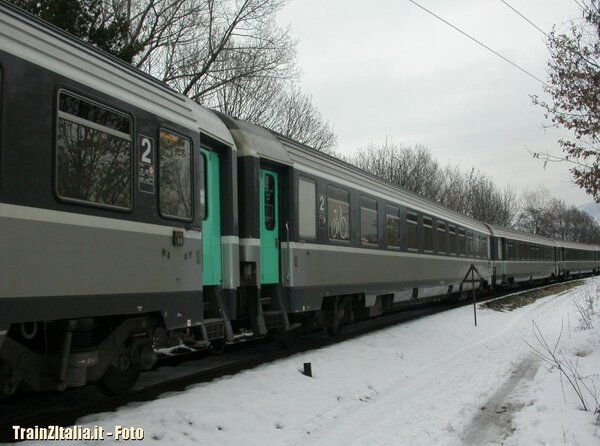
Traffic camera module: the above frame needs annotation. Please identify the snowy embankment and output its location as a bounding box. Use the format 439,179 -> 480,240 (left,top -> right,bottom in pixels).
37,279 -> 600,445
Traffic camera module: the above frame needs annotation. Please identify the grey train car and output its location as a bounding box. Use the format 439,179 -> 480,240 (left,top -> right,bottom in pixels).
488,225 -> 559,285
0,2 -> 238,396
556,240 -> 600,278
217,114 -> 494,335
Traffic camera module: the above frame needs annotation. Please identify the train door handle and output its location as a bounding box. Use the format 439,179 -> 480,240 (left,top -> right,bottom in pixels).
275,238 -> 279,248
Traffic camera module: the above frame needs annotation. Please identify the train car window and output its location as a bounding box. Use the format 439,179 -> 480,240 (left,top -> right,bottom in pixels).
448,225 -> 457,255
482,236 -> 488,259
327,186 -> 350,241
159,129 -> 193,220
467,230 -> 474,257
507,240 -> 514,260
519,242 -> 525,261
496,239 -> 503,260
436,221 -> 446,254
201,152 -> 208,220
459,227 -> 466,256
474,233 -> 480,258
385,205 -> 401,248
263,173 -> 276,230
529,243 -> 534,260
407,211 -> 418,250
360,197 -> 378,245
298,178 -> 316,239
423,216 -> 433,252
56,91 -> 132,209
480,234 -> 486,258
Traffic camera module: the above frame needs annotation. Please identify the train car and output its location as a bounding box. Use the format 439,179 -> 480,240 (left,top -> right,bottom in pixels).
556,240 -> 600,278
488,225 -> 558,286
3,1 -> 600,398
0,1 -> 237,396
216,114 -> 494,335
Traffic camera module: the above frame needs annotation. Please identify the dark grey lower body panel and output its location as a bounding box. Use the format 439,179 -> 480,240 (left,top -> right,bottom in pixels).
284,277 -> 472,313
284,244 -> 492,289
0,291 -> 204,330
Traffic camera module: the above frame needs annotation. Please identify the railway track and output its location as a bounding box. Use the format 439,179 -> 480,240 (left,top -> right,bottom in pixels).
0,279 -> 584,443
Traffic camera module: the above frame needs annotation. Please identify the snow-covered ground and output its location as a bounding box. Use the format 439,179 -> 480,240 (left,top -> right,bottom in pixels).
26,279 -> 600,445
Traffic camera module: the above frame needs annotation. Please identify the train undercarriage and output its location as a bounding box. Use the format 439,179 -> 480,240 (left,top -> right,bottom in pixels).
2,268 -> 597,398
0,316 -> 156,397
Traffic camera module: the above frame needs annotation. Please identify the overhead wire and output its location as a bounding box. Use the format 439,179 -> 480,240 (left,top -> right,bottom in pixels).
498,0 -> 547,36
407,0 -> 548,86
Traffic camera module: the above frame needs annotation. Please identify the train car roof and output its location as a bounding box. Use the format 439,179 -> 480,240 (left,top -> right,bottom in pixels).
486,225 -> 558,246
216,112 -> 490,233
554,239 -> 600,251
213,112 -> 290,163
488,224 -> 600,251
0,1 -> 234,147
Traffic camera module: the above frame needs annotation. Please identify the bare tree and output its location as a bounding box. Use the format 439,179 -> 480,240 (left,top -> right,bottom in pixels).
350,140 -> 519,226
124,0 -> 337,151
13,0 -> 338,152
532,1 -> 600,201
515,186 -> 600,243
212,77 -> 337,153
515,186 -> 552,235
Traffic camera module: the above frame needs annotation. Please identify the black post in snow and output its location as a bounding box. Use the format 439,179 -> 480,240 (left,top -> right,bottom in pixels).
303,362 -> 312,377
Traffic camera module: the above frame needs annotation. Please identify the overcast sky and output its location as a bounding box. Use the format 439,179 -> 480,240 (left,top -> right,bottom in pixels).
277,0 -> 594,207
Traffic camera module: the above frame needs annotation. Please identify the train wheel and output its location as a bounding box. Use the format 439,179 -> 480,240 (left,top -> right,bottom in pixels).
96,348 -> 140,396
0,363 -> 20,398
325,323 -> 342,337
209,338 -> 227,355
278,330 -> 298,349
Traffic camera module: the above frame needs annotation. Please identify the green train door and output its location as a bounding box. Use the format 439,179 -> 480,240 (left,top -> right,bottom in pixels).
201,149 -> 222,285
260,169 -> 279,284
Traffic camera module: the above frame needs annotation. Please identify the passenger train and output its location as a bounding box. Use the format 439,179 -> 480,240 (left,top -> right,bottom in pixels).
0,1 -> 598,396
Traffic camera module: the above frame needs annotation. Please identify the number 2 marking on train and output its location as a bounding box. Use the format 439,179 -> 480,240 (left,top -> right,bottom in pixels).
140,137 -> 153,164
319,194 -> 325,211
